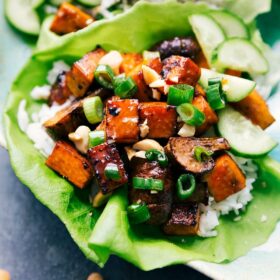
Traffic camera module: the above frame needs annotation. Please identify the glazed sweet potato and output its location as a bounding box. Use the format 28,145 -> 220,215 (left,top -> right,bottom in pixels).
162,56 -> 201,86
48,72 -> 72,105
206,153 -> 246,202
44,100 -> 88,139
106,98 -> 139,143
46,141 -> 92,189
139,102 -> 177,138
120,53 -> 143,75
163,204 -> 200,236
88,143 -> 128,194
232,90 -> 275,129
224,69 -> 242,77
50,2 -> 94,35
66,48 -> 106,97
194,84 -> 206,98
145,57 -> 163,74
192,95 -> 218,135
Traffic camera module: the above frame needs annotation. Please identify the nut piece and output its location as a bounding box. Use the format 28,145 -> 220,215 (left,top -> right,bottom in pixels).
125,146 -> 136,160
92,191 -> 112,208
133,139 -> 163,152
139,119 -> 150,138
142,65 -> 161,85
0,270 -> 11,280
98,50 -> 123,75
87,272 -> 103,280
69,125 -> 90,154
178,123 -> 195,137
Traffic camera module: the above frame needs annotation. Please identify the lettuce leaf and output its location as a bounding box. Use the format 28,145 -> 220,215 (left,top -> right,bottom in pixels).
4,0 -> 280,271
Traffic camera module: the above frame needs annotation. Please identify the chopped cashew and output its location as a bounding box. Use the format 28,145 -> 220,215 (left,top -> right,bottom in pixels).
149,79 -> 166,88
0,270 -> 10,280
98,50 -> 123,75
133,139 -> 164,152
92,191 -> 111,208
68,125 -> 90,154
139,119 -> 150,138
125,146 -> 136,160
135,151 -> 146,158
142,65 -> 161,85
178,123 -> 196,137
152,89 -> 161,100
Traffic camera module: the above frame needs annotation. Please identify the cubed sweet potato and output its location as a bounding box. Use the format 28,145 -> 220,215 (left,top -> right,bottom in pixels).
50,2 -> 94,35
163,204 -> 200,236
194,84 -> 206,97
106,98 -> 139,143
145,57 -> 163,74
66,48 -> 106,97
192,95 -> 218,135
162,56 -> 201,86
139,102 -> 177,138
88,143 -> 128,194
46,141 -> 92,189
206,153 -> 246,202
232,90 -> 275,129
224,69 -> 242,77
120,53 -> 143,75
48,72 -> 72,105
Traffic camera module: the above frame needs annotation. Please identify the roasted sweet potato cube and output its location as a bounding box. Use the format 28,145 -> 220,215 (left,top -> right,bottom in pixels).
162,55 -> 201,86
232,90 -> 275,129
48,72 -> 72,105
50,2 -> 94,35
145,57 -> 163,74
139,102 -> 177,138
224,69 -> 242,77
194,84 -> 206,97
44,100 -> 88,139
46,141 -> 92,189
120,53 -> 143,75
88,143 -> 128,194
206,154 -> 246,202
192,95 -> 218,135
106,98 -> 139,143
66,48 -> 106,97
163,204 -> 200,236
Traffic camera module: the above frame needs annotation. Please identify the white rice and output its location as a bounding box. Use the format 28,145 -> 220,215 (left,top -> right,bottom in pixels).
47,60 -> 70,85
31,85 -> 51,100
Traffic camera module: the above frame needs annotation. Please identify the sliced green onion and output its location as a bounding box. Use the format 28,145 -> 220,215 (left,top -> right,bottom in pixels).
83,96 -> 104,124
104,163 -> 121,181
206,77 -> 226,110
194,146 -> 214,162
176,174 -> 196,200
143,51 -> 160,61
88,130 -> 105,148
127,203 -> 151,224
208,77 -> 222,86
95,64 -> 115,89
132,177 -> 164,191
114,76 -> 137,98
145,149 -> 168,167
177,103 -> 205,126
167,84 -> 194,106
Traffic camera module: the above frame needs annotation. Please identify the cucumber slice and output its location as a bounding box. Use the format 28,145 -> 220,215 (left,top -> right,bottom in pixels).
189,14 -> 226,66
217,106 -> 277,158
77,0 -> 101,6
210,11 -> 249,39
4,0 -> 42,35
199,68 -> 256,102
212,38 -> 269,74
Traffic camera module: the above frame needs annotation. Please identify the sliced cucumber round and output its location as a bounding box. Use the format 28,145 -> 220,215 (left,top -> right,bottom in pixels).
5,0 -> 42,35
199,68 -> 256,102
189,14 -> 226,66
212,38 -> 269,74
217,106 -> 277,158
210,10 -> 249,39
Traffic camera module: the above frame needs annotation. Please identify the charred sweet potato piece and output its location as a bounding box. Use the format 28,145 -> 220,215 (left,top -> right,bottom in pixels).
46,141 -> 92,189
88,143 -> 128,194
145,57 -> 163,74
162,56 -> 201,86
129,157 -> 174,225
50,2 -> 94,35
224,69 -> 242,77
44,100 -> 88,139
165,137 -> 230,174
192,95 -> 218,135
232,90 -> 275,129
66,48 -> 106,97
139,102 -> 177,138
106,98 -> 139,143
163,204 -> 200,236
194,84 -> 206,97
48,72 -> 72,105
205,153 -> 246,202
120,53 -> 143,75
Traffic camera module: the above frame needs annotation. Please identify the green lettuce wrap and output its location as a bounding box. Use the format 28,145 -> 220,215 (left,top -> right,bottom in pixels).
4,0 -> 280,270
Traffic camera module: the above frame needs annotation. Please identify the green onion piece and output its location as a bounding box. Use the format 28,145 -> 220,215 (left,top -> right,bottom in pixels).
208,77 -> 222,86
95,64 -> 115,89
88,130 -> 105,148
104,163 -> 121,181
167,84 -> 194,106
206,84 -> 226,110
145,149 -> 168,167
194,146 -> 214,162
143,51 -> 160,61
176,103 -> 205,126
114,76 -> 137,98
176,174 -> 196,200
83,96 -> 104,124
127,203 -> 151,224
132,177 -> 164,191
